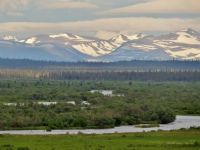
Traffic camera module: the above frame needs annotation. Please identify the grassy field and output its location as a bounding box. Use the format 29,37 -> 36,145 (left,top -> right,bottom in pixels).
0,129 -> 200,150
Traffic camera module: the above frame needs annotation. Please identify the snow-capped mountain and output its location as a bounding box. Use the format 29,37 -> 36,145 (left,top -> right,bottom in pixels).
0,28 -> 200,62
154,29 -> 200,59
111,33 -> 145,44
101,28 -> 200,61
3,36 -> 18,42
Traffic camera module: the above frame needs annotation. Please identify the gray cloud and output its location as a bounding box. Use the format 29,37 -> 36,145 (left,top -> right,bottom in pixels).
101,0 -> 200,15
0,0 -> 199,37
39,0 -> 98,9
0,17 -> 199,37
0,0 -> 29,16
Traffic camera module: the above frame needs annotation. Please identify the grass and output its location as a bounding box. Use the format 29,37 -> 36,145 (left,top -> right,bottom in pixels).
0,129 -> 200,150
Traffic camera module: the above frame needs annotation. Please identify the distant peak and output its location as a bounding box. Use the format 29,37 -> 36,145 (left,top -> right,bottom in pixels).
124,33 -> 146,40
181,28 -> 195,32
49,33 -> 74,39
2,35 -> 18,41
132,33 -> 146,38
25,37 -> 39,45
111,34 -> 129,44
179,28 -> 199,34
112,34 -> 128,39
49,33 -> 92,42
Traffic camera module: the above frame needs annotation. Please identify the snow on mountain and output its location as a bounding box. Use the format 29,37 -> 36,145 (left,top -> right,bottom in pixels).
0,33 -> 145,57
71,33 -> 146,57
72,40 -> 119,56
49,33 -> 92,42
127,33 -> 146,40
0,29 -> 200,61
130,43 -> 157,51
25,37 -> 40,44
111,33 -> 145,45
165,48 -> 200,60
111,34 -> 129,44
49,33 -> 120,56
100,28 -> 200,61
151,29 -> 200,59
2,36 -> 18,42
170,29 -> 200,45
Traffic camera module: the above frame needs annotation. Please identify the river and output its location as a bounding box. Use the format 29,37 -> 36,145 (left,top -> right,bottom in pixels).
0,115 -> 199,135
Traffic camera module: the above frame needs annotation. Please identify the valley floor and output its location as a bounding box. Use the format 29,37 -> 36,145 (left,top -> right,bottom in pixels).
0,128 -> 199,150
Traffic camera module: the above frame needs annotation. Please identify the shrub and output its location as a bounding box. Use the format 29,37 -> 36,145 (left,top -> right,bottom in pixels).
17,147 -> 30,150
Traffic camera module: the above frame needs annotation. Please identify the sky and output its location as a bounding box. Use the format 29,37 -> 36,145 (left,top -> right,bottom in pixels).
0,0 -> 200,39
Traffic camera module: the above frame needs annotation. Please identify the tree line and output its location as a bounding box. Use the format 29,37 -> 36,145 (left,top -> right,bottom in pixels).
0,69 -> 200,81
0,58 -> 200,71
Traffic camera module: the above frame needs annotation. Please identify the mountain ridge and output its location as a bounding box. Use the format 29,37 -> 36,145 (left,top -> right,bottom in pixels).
1,28 -> 200,62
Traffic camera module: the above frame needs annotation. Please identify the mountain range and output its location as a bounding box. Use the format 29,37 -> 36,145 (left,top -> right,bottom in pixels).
0,28 -> 200,62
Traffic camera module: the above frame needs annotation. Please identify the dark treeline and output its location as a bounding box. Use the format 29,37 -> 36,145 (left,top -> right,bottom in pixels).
0,58 -> 200,71
48,71 -> 200,81
0,70 -> 200,81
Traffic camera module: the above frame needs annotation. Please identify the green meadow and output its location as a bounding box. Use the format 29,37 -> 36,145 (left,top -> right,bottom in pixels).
0,129 -> 200,150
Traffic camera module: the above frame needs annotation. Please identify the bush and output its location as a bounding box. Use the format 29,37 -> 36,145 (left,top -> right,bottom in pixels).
157,109 -> 176,124
193,141 -> 200,147
46,127 -> 52,132
94,117 -> 115,128
17,147 -> 30,150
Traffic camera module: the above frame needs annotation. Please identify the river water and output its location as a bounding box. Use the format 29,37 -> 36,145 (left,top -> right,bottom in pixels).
0,115 -> 199,135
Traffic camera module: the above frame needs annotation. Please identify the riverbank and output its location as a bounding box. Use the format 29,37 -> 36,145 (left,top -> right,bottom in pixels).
0,115 -> 199,135
0,128 -> 199,150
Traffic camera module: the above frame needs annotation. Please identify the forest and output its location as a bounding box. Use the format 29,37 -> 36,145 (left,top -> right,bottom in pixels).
0,58 -> 200,71
0,80 -> 200,130
0,69 -> 200,81
0,58 -> 200,81
0,59 -> 199,130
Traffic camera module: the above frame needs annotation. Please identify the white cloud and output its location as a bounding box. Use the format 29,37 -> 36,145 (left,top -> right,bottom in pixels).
40,0 -> 98,9
0,0 -> 29,16
95,31 -> 118,39
101,0 -> 200,15
0,17 -> 199,37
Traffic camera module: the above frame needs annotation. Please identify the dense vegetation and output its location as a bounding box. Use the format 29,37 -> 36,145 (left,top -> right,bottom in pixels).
0,58 -> 200,81
0,58 -> 200,71
0,59 -> 199,150
0,80 -> 200,130
0,102 -> 175,130
0,59 -> 199,129
0,128 -> 200,150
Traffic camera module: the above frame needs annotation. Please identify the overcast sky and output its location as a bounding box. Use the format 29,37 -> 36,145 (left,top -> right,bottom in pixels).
0,0 -> 200,39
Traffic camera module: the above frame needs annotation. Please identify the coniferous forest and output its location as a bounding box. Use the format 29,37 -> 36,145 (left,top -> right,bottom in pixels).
0,58 -> 199,130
